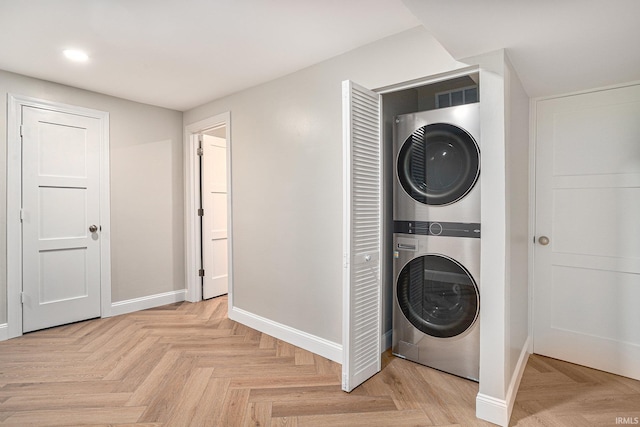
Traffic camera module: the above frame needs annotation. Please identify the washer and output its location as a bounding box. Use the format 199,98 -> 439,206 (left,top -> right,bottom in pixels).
394,103 -> 480,224
392,221 -> 480,381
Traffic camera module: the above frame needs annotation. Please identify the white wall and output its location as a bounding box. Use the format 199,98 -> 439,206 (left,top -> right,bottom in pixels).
0,69 -> 185,326
460,50 -> 530,427
184,26 -> 463,348
505,55 -> 530,382
465,50 -> 509,406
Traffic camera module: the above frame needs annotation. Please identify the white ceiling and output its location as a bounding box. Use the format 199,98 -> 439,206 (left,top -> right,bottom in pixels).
403,0 -> 640,98
2,1 -> 639,112
0,0 -> 420,111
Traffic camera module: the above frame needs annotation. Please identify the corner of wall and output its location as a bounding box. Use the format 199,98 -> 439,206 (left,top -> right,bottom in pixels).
476,392 -> 509,427
463,47 -> 532,427
459,49 -> 506,75
382,329 -> 393,351
478,336 -> 530,426
505,336 -> 531,422
477,333 -> 530,425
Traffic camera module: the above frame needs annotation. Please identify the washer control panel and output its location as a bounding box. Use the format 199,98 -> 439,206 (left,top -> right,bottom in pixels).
394,221 -> 480,238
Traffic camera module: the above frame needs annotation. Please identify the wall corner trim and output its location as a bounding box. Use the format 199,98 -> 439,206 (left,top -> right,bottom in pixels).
477,336 -> 531,427
476,393 -> 509,426
110,289 -> 187,317
506,336 -> 531,419
0,324 -> 8,342
230,306 -> 342,364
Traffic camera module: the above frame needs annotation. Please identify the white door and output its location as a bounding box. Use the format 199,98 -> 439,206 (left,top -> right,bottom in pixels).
22,106 -> 102,333
202,134 -> 229,299
342,80 -> 382,392
533,83 -> 640,380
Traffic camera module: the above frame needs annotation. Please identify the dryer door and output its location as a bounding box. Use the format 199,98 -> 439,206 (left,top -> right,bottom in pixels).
396,254 -> 479,338
397,123 -> 479,206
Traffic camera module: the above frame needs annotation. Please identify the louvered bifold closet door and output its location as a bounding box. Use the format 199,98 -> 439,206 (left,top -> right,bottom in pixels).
342,80 -> 382,392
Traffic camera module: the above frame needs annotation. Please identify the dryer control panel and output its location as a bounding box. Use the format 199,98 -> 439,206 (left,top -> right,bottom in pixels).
394,220 -> 480,238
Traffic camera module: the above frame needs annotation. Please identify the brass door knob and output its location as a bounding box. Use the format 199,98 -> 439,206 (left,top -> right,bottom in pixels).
89,225 -> 98,233
538,236 -> 550,245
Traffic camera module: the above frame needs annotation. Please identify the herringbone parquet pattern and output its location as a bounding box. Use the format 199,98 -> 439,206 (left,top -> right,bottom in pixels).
511,353 -> 640,426
0,296 -> 638,426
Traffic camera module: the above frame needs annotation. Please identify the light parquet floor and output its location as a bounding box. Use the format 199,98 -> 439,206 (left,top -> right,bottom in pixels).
0,296 -> 638,426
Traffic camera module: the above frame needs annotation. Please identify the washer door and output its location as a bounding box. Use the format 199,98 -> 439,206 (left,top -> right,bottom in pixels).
397,123 -> 479,205
397,254 -> 479,338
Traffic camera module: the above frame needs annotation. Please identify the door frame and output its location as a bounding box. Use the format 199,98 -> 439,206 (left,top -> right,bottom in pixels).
6,94 -> 112,339
183,112 -> 233,304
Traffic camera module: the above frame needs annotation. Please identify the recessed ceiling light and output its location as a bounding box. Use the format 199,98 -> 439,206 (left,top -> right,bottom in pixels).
63,49 -> 89,62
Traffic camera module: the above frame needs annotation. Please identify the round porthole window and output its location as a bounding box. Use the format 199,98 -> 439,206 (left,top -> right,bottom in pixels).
397,123 -> 480,205
396,254 -> 479,338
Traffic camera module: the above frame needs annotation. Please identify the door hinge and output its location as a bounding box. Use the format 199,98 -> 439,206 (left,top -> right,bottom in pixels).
197,208 -> 204,216
197,134 -> 204,156
20,125 -> 24,137
20,292 -> 25,304
198,269 -> 205,277
19,209 -> 24,223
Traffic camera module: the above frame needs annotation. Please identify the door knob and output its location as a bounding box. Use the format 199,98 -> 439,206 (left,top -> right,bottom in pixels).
89,225 -> 98,233
538,236 -> 550,245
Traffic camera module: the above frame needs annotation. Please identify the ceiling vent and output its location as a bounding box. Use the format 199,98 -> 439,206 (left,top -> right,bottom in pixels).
436,86 -> 478,108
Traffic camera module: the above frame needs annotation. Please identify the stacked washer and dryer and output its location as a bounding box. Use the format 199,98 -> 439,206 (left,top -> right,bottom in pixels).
392,101 -> 481,381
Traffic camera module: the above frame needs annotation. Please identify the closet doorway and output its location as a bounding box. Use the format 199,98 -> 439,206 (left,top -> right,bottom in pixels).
200,127 -> 229,299
184,112 -> 233,304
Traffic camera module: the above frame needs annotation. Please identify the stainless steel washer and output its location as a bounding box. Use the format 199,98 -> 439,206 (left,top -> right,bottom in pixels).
392,222 -> 480,381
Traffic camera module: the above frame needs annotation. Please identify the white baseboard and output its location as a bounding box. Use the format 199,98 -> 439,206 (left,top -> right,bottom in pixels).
110,289 -> 187,317
0,291 -> 188,341
476,393 -> 509,426
476,336 -> 531,426
506,336 -> 531,421
230,306 -> 342,363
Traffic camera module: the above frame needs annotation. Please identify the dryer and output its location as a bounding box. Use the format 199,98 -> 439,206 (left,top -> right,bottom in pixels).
394,103 -> 480,223
392,221 -> 480,381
